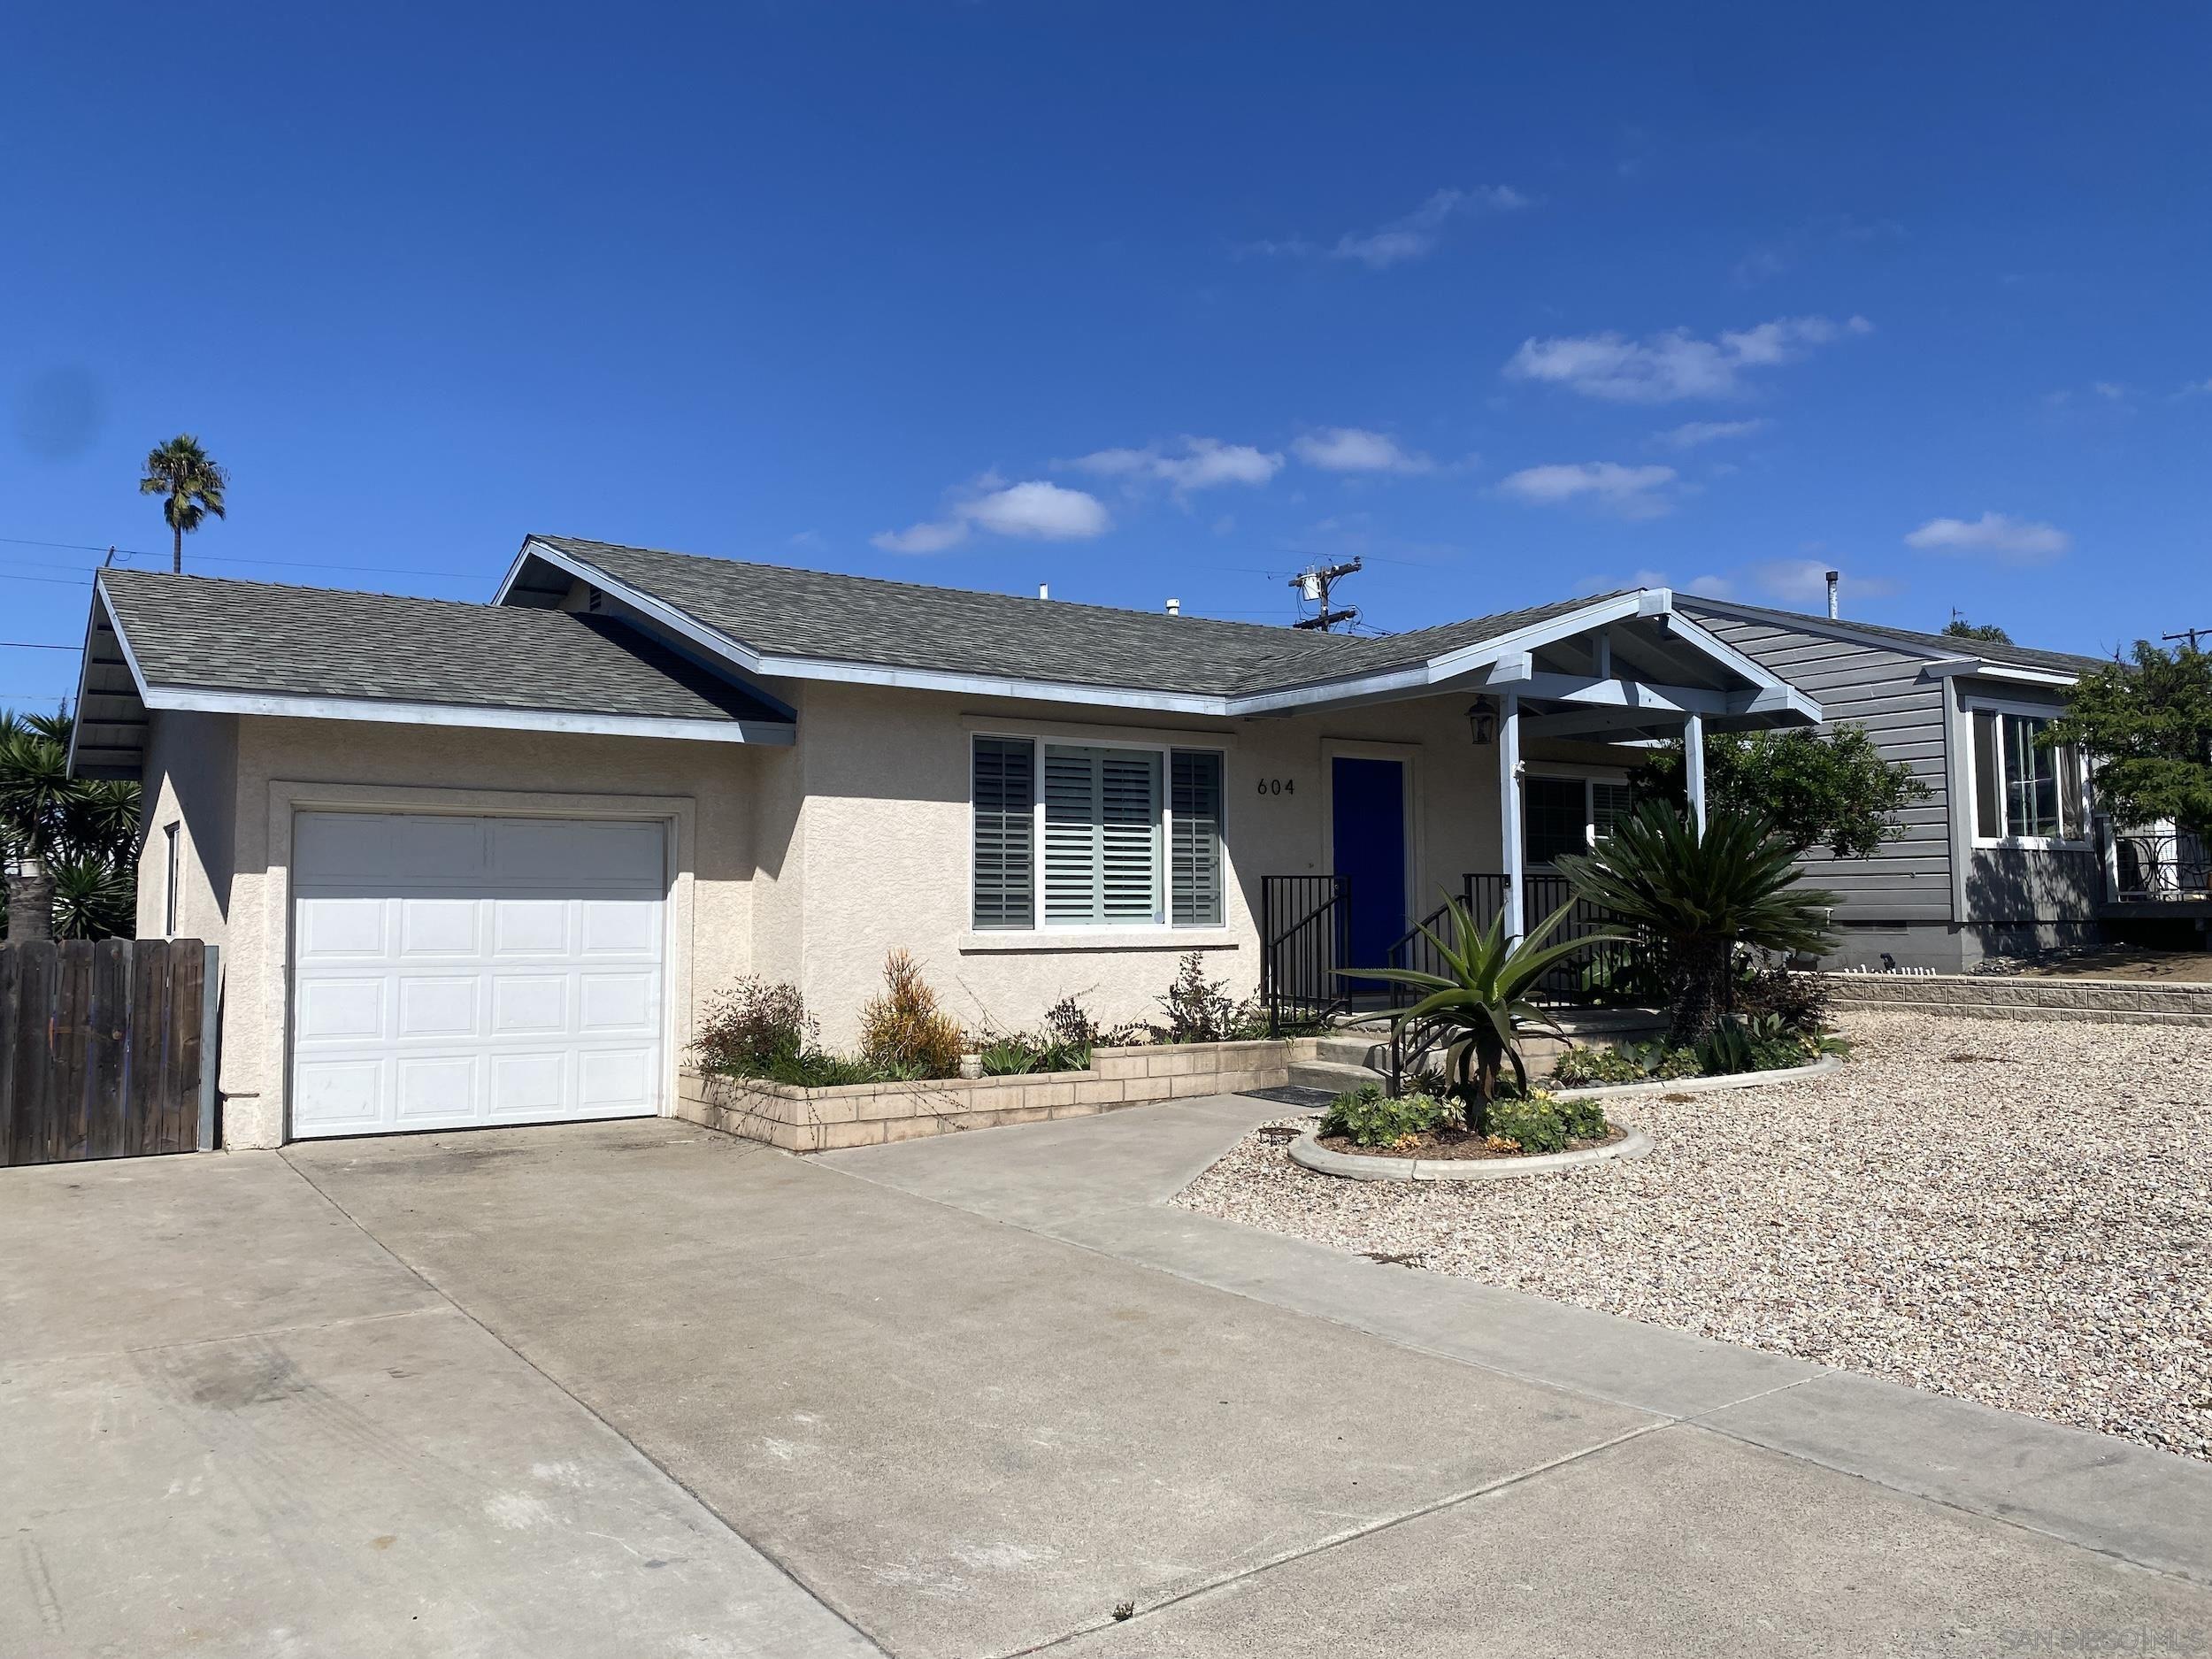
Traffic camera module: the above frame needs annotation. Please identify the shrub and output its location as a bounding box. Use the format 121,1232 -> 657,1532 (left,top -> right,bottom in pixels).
979,1035 -> 1042,1076
1486,1091 -> 1611,1155
1732,961 -> 1832,1037
1692,1014 -> 1814,1077
1317,1084 -> 1456,1148
1550,1045 -> 1648,1088
694,977 -> 816,1077
1156,951 -> 1240,1043
762,1049 -> 880,1087
1043,995 -> 1100,1051
859,950 -> 966,1079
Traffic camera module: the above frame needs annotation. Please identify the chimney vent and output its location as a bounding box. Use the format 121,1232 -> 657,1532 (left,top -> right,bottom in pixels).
1825,570 -> 1840,619
1038,583 -> 1049,601
1165,597 -> 1181,617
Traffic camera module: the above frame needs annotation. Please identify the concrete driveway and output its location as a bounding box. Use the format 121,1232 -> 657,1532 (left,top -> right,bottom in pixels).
5,1102 -> 2209,1658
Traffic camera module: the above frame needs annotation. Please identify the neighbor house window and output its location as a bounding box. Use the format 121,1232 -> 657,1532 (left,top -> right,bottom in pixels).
972,736 -> 1225,929
1970,708 -> 2085,843
1524,775 -> 1636,866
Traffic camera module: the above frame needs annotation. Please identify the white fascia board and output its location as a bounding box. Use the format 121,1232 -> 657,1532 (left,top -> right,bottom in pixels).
135,685 -> 793,745
1659,610 -> 1821,719
1918,657 -> 2078,688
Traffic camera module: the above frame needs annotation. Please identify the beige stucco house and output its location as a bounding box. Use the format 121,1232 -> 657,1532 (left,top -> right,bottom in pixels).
69,534 -> 1821,1149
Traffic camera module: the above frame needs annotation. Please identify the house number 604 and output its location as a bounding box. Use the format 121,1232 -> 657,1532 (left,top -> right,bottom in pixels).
1256,777 -> 1294,795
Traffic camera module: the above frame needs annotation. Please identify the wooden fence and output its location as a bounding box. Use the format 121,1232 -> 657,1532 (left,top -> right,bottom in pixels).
1,940 -> 219,1167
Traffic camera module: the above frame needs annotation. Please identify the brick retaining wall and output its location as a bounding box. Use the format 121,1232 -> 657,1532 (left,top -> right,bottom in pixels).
1825,972 -> 2212,1028
675,1038 -> 1317,1152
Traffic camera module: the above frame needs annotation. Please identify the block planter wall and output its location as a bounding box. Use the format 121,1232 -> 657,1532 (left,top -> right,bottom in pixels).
675,1037 -> 1320,1152
1825,972 -> 2212,1028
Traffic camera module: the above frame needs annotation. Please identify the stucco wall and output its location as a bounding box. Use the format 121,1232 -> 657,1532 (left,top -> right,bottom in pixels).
206,716 -> 761,1149
768,681 -> 1510,1048
134,709 -> 241,945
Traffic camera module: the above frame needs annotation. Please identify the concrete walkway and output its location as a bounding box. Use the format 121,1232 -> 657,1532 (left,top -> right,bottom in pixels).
5,1101 -> 2209,1657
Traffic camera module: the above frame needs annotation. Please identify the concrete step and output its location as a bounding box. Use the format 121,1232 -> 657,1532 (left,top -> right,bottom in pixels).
1287,1059 -> 1384,1095
1310,1033 -> 1389,1069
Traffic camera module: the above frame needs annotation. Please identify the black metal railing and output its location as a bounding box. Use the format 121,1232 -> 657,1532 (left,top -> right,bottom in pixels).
1261,875 -> 1350,1036
1464,873 -> 1627,1002
2115,831 -> 2211,901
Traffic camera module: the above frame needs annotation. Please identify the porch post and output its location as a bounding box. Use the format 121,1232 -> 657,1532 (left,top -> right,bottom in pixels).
1683,711 -> 1707,833
1499,692 -> 1525,941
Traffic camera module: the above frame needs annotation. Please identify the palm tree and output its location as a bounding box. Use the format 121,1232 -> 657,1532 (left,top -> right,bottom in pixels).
1343,894 -> 1620,1135
139,434 -> 228,572
1556,803 -> 1839,1043
0,709 -> 143,941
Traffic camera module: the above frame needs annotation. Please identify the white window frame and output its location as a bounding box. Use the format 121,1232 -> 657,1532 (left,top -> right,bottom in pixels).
1964,697 -> 2093,851
1523,766 -> 1632,868
969,730 -> 1230,933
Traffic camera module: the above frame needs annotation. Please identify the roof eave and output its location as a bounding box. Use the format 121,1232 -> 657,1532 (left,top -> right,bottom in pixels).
134,684 -> 793,745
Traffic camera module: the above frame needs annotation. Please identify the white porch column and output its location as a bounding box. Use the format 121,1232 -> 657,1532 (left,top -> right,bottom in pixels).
1684,711 -> 1707,833
1499,692 -> 1525,941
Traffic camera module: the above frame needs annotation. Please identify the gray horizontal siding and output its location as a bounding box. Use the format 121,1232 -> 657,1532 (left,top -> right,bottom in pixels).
1686,607 -> 1954,923
1968,849 -> 2103,923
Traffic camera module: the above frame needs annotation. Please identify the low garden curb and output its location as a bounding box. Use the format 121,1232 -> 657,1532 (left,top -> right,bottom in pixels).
1289,1125 -> 1653,1183
1542,1051 -> 1844,1099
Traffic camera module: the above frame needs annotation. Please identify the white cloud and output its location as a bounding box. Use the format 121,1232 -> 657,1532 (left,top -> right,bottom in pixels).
873,478 -> 1110,553
1903,512 -> 2070,565
1291,427 -> 1435,474
2177,377 -> 2212,397
1067,436 -> 1283,493
1505,315 -> 1870,403
1245,187 -> 1529,271
1654,418 -> 1769,449
1497,461 -> 1677,518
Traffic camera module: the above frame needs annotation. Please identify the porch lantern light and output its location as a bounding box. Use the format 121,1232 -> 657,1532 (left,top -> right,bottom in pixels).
1465,698 -> 1498,747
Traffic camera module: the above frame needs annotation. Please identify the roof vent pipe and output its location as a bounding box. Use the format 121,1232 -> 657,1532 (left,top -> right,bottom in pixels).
1038,583 -> 1049,600
1825,570 -> 1840,619
1165,597 -> 1181,616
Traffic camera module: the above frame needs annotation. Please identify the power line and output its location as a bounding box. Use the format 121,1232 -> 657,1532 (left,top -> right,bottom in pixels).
2,532 -> 487,582
0,641 -> 77,651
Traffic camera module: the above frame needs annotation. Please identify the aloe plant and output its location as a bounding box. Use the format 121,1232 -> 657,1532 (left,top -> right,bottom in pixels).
1342,894 -> 1620,1135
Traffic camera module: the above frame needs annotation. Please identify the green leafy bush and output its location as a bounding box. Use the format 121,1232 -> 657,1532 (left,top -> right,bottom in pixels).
978,1029 -> 1092,1075
860,950 -> 967,1079
1693,1014 -> 1815,1076
760,1050 -> 881,1087
1486,1091 -> 1611,1156
1317,1084 -> 1456,1148
1153,953 -> 1271,1042
1732,961 -> 1832,1037
1550,1045 -> 1650,1087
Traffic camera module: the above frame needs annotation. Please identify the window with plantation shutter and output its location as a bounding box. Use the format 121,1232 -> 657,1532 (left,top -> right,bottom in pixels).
1043,745 -> 1162,925
1171,750 -> 1224,925
971,737 -> 1034,928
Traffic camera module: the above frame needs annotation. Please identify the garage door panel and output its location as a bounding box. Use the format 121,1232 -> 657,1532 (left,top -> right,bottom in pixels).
396,977 -> 482,1040
394,1054 -> 482,1121
400,897 -> 480,956
493,900 -> 572,956
296,978 -> 388,1043
296,896 -> 388,960
290,812 -> 666,1140
492,975 -> 570,1034
294,1057 -> 387,1131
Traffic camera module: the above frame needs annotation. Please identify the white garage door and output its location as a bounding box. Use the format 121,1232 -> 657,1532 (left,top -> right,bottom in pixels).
289,812 -> 667,1139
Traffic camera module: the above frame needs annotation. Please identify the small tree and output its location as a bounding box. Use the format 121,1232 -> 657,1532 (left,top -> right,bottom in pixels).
139,434 -> 228,572
1632,724 -> 1928,862
2045,641 -> 2212,837
1943,617 -> 2014,644
1557,804 -> 1839,1043
0,709 -> 142,941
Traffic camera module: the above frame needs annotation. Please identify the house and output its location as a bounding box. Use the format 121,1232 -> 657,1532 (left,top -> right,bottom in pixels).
1674,593 -> 2118,972
67,534 -> 1819,1149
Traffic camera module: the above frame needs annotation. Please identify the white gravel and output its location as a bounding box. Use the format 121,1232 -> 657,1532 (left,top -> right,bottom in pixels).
1174,1010 -> 2212,1461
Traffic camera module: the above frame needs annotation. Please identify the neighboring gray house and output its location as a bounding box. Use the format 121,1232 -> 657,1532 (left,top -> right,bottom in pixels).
1677,595 -> 2115,973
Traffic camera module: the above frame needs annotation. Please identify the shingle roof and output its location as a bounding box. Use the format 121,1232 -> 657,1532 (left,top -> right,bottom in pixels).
1678,595 -> 2112,677
99,569 -> 786,726
528,534 -> 1621,696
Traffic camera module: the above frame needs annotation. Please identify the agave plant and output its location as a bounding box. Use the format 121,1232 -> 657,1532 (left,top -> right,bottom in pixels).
1341,894 -> 1620,1135
1556,802 -> 1839,1044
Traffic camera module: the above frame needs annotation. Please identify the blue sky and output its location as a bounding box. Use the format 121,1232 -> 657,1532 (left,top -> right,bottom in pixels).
4,2 -> 2208,708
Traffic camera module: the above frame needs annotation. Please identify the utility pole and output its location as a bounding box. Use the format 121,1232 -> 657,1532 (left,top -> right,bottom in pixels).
2162,627 -> 2209,652
1287,557 -> 1363,632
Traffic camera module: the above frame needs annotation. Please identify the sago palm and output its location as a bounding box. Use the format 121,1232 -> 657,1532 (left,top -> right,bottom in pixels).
1343,895 -> 1620,1135
1556,803 -> 1838,1043
0,707 -> 143,940
139,434 -> 228,572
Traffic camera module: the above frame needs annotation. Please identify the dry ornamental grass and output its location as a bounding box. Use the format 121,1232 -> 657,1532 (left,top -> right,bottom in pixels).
1175,1010 -> 2212,1460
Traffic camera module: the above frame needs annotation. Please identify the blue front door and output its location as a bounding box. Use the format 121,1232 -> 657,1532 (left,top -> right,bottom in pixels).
1332,757 -> 1407,972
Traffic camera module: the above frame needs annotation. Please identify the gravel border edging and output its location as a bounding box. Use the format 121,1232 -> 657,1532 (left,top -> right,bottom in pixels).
1289,1125 -> 1654,1182
1543,1052 -> 1844,1100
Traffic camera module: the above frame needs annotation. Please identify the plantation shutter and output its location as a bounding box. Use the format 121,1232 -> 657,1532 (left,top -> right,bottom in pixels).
972,738 -> 1035,929
1591,780 -> 1636,841
1171,749 -> 1224,926
1043,745 -> 1162,925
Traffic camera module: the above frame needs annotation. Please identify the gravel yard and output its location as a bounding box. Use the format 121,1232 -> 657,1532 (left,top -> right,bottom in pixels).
1176,1010 -> 2212,1460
